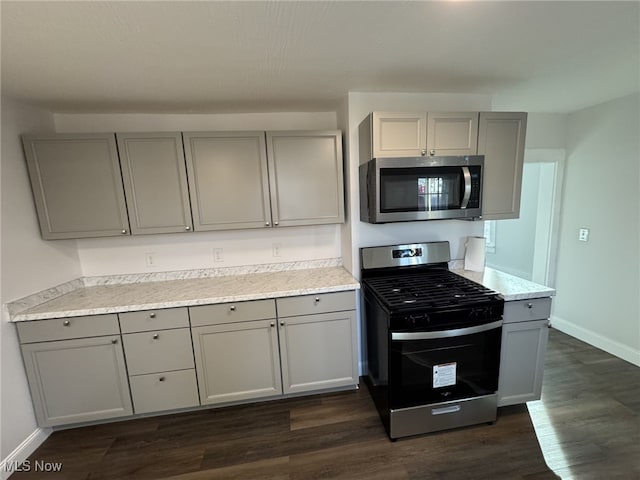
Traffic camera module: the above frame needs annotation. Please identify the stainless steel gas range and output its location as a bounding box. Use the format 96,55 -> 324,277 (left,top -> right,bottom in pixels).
361,241 -> 504,440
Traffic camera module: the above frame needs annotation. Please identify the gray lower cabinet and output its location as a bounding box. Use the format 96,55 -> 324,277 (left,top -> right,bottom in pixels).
18,317 -> 133,427
191,319 -> 282,405
278,310 -> 358,394
277,291 -> 358,394
497,297 -> 552,407
266,131 -> 344,226
190,292 -> 358,405
119,308 -> 199,414
116,132 -> 193,235
21,134 -> 130,239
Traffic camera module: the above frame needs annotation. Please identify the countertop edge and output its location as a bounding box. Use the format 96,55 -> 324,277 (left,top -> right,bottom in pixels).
451,267 -> 556,302
10,283 -> 360,322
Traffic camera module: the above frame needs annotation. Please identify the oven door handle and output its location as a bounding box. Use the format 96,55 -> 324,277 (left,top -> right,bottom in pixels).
460,166 -> 472,209
391,320 -> 502,341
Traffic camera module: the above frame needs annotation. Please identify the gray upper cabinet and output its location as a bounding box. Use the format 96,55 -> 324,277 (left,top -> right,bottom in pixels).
477,112 -> 528,220
266,131 -> 344,227
369,112 -> 427,158
362,112 -> 479,159
22,133 -> 130,239
116,132 -> 193,235
426,112 -> 478,156
183,131 -> 272,231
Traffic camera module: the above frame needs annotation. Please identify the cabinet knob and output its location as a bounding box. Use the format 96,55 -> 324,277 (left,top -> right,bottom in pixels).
111,338 -> 118,344
158,376 -> 166,382
121,229 -> 127,234
229,305 -> 236,312
63,320 -> 71,327
315,297 -> 320,303
270,322 -> 275,327
185,226 -> 191,231
149,312 -> 156,318
421,149 -> 427,156
265,222 -> 270,227
527,303 -> 533,309
274,221 -> 279,226
280,321 -> 285,327
152,333 -> 159,340
429,149 -> 436,156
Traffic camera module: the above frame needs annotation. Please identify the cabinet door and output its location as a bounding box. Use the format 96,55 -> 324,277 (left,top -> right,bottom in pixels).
371,112 -> 427,157
21,336 -> 132,427
21,134 -> 130,239
266,131 -> 344,227
477,112 -> 528,220
183,132 -> 272,231
426,112 -> 479,156
279,311 -> 358,394
116,132 -> 193,234
498,319 -> 549,407
191,320 -> 282,405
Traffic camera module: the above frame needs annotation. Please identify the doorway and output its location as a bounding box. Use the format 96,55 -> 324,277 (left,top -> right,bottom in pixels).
484,149 -> 565,287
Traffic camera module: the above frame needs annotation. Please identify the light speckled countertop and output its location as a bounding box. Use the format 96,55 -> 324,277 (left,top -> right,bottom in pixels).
452,267 -> 555,301
10,266 -> 360,322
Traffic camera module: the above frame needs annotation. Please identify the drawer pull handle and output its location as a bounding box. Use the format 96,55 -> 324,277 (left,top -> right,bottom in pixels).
149,312 -> 156,318
152,333 -> 159,340
63,320 -> 71,327
111,338 -> 118,344
159,376 -> 166,382
229,306 -> 236,312
527,303 -> 533,309
315,297 -> 320,303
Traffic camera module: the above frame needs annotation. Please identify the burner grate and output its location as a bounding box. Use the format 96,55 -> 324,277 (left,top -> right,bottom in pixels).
363,269 -> 500,310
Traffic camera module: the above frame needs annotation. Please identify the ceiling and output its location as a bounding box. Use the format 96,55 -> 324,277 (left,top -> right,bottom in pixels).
2,1 -> 639,114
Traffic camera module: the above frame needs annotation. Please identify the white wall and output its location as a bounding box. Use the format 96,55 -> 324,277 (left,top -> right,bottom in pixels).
0,98 -> 82,464
552,93 -> 640,365
54,112 -> 342,276
344,92 -> 492,276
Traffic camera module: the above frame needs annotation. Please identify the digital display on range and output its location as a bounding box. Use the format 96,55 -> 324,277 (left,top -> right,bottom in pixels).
392,248 -> 423,259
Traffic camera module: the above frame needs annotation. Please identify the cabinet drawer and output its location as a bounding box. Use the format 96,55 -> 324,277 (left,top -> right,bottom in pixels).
129,369 -> 199,414
122,328 -> 194,375
119,307 -> 189,333
17,314 -> 120,344
503,297 -> 552,323
189,299 -> 276,327
277,291 -> 356,318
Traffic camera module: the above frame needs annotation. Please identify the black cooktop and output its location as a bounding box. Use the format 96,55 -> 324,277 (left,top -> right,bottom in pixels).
362,267 -> 503,312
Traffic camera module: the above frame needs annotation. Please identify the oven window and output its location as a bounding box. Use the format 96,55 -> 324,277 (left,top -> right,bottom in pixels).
388,327 -> 501,409
380,167 -> 462,213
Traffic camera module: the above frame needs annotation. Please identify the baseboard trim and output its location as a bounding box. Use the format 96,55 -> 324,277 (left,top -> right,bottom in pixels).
0,428 -> 51,479
551,315 -> 640,367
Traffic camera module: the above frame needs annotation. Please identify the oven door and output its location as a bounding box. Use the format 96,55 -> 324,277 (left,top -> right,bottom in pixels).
388,321 -> 502,410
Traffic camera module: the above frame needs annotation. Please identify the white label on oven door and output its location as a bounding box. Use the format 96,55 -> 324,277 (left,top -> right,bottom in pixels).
433,362 -> 457,388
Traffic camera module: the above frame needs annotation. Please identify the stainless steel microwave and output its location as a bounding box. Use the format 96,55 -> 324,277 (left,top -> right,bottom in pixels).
359,156 -> 484,223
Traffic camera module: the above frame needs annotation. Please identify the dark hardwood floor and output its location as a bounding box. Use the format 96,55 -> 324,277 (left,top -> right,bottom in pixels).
10,329 -> 640,479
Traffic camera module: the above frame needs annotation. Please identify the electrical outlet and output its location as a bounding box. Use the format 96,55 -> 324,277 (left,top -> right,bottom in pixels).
272,243 -> 282,257
145,252 -> 157,267
578,228 -> 590,242
213,248 -> 224,262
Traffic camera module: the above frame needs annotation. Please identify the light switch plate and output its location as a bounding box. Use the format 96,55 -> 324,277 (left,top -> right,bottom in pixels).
578,228 -> 589,242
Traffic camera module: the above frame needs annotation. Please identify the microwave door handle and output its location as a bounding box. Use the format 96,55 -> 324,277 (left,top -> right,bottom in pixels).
461,166 -> 472,209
